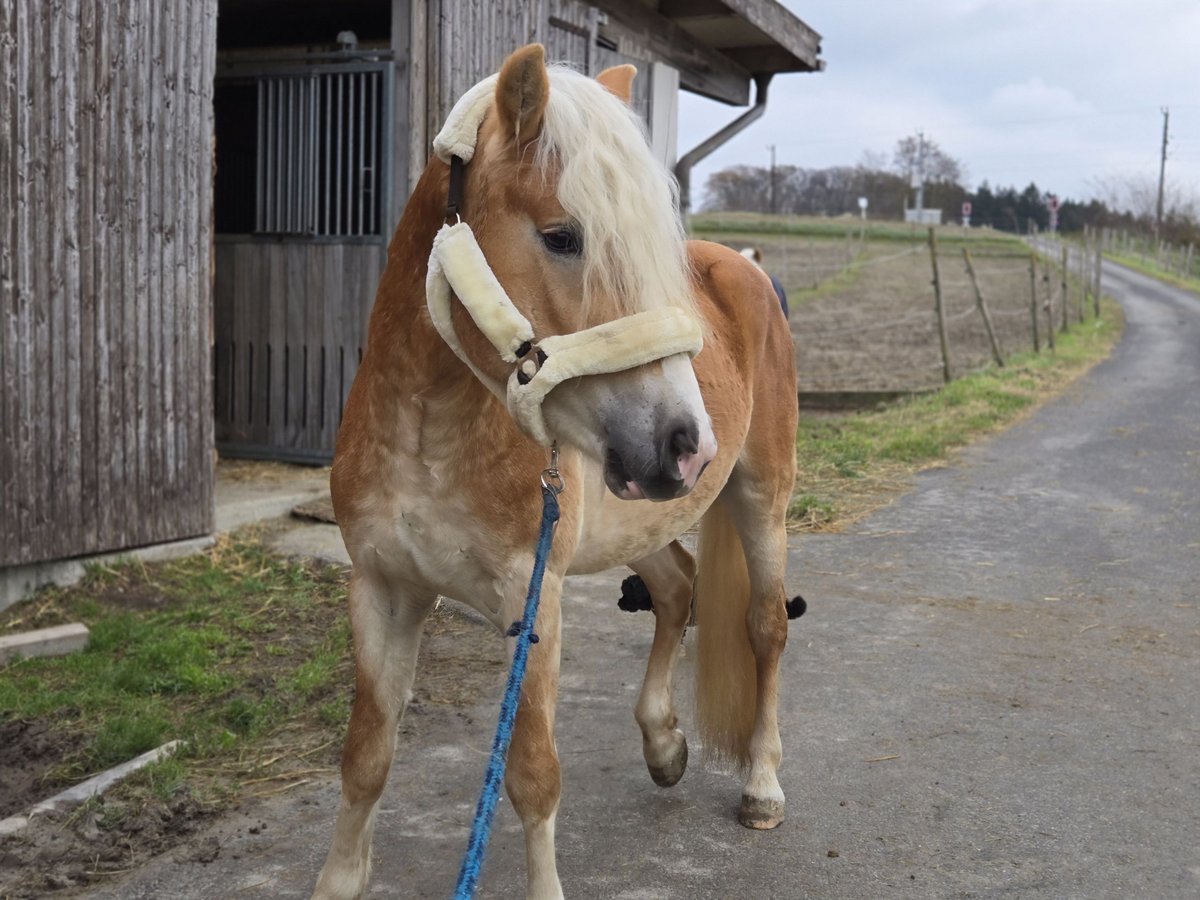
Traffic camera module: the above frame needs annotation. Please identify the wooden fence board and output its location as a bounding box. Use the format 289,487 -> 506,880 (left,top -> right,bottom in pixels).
0,0 -> 217,568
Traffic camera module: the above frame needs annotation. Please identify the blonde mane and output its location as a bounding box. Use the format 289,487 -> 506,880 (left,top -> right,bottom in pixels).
535,65 -> 694,319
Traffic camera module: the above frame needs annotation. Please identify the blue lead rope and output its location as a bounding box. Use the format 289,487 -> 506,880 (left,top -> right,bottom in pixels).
453,484 -> 561,899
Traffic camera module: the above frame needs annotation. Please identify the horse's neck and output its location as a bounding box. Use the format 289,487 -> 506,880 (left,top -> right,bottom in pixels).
357,166 -> 512,455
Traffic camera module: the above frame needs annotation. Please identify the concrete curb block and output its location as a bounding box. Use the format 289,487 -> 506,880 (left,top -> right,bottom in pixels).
0,740 -> 183,836
0,622 -> 90,665
0,537 -> 216,613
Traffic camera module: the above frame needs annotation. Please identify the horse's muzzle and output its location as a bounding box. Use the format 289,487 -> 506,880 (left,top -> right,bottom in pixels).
604,418 -> 715,501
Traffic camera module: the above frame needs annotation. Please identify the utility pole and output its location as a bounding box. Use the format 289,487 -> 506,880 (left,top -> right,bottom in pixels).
1156,107 -> 1169,236
768,144 -> 777,215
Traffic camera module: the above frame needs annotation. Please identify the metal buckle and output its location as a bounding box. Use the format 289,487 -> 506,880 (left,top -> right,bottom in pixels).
540,442 -> 564,494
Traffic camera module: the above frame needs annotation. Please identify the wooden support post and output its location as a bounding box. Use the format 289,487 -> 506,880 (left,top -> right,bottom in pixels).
1043,268 -> 1055,352
1060,245 -> 1069,332
963,248 -> 1004,367
1093,242 -> 1102,318
928,228 -> 952,383
1028,252 -> 1041,352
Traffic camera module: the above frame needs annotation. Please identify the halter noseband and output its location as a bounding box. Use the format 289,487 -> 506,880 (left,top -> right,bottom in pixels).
424,74 -> 703,447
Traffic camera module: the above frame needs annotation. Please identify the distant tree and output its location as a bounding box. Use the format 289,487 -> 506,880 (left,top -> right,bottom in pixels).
892,134 -> 964,187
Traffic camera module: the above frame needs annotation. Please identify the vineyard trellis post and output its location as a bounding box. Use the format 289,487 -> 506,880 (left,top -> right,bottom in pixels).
1042,265 -> 1056,352
962,248 -> 1004,367
1028,252 -> 1041,352
1060,245 -> 1069,332
927,228 -> 952,384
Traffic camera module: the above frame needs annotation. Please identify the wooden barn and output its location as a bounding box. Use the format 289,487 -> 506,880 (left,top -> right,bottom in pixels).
1,0 -> 821,583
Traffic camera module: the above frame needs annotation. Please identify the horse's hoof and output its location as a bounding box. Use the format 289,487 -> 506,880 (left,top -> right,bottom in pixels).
648,733 -> 688,788
738,795 -> 785,830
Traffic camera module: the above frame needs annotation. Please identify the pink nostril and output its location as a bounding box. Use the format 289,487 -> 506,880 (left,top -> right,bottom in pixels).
677,440 -> 716,488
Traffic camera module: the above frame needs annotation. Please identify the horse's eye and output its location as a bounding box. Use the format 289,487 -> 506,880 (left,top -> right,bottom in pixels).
541,228 -> 582,256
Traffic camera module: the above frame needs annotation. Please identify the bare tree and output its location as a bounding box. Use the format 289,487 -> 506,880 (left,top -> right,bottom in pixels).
892,134 -> 965,186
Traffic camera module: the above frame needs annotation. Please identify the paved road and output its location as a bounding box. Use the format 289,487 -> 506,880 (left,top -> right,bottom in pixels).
96,261 -> 1199,899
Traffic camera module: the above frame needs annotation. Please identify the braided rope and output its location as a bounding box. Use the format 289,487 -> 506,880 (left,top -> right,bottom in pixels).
453,486 -> 561,899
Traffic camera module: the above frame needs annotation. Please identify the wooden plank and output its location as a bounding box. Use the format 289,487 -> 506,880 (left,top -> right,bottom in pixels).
95,0 -> 118,552
194,0 -> 217,533
10,0 -> 33,564
266,242 -> 287,449
390,1 -> 411,232
713,0 -> 823,70
591,0 -> 752,105
142,0 -> 162,541
61,0 -> 85,554
76,0 -> 99,554
407,0 -> 428,193
283,243 -> 306,450
0,0 -> 16,563
319,245 -> 338,449
31,0 -> 51,559
306,245 -> 325,451
212,243 -> 235,442
0,623 -> 90,665
118,0 -> 138,549
159,0 -> 178,511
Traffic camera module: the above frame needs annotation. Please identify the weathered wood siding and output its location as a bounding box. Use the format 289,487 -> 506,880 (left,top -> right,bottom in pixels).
0,0 -> 218,568
407,0 -> 661,189
213,241 -> 385,462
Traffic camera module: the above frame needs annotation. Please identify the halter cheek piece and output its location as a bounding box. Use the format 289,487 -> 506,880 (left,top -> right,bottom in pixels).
425,74 -> 704,447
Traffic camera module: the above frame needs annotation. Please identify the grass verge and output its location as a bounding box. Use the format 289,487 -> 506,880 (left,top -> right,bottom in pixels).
789,297 -> 1124,530
1104,251 -> 1200,295
0,533 -> 352,808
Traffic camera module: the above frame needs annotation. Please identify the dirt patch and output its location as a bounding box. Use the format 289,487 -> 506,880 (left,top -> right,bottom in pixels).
0,793 -> 215,898
0,721 -> 78,820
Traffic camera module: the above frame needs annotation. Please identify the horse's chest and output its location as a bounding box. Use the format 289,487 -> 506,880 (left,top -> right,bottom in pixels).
355,488 -> 518,621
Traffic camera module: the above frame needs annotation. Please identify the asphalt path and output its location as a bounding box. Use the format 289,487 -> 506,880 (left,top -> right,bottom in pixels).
94,259 -> 1199,899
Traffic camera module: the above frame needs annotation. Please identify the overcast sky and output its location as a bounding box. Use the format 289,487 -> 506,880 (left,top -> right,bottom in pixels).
677,0 -> 1200,211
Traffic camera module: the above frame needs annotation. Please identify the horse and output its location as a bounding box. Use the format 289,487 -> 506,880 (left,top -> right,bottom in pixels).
313,44 -> 798,900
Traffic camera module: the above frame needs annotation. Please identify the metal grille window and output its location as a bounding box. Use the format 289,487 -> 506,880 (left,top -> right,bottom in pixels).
216,58 -> 394,240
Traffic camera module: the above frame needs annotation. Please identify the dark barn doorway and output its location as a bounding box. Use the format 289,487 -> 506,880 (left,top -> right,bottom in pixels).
212,0 -> 399,463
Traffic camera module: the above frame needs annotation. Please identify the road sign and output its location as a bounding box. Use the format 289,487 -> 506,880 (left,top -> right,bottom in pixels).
961,201 -> 972,217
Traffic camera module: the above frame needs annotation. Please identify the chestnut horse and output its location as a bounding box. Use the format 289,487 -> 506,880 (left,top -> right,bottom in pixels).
314,45 -> 797,900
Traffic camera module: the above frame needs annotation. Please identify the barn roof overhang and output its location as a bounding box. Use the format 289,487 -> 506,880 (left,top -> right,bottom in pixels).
595,0 -> 824,106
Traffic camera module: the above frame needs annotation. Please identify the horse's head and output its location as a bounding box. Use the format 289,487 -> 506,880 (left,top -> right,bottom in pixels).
433,45 -> 717,502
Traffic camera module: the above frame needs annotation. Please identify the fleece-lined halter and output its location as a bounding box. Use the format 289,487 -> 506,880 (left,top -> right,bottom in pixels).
425,74 -> 704,447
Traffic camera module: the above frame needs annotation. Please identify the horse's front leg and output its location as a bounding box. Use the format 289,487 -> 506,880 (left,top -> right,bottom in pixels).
313,570 -> 437,900
504,574 -> 565,900
630,540 -> 696,787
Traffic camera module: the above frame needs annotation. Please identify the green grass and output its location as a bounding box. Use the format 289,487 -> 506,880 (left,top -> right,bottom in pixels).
0,535 -> 350,790
791,298 -> 1123,529
1105,251 -> 1200,294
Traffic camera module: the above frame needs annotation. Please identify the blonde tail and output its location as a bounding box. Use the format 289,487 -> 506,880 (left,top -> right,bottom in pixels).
693,500 -> 756,768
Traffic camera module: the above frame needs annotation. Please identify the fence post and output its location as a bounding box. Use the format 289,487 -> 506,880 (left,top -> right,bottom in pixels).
1042,267 -> 1056,351
1060,245 -> 1069,332
1028,252 -> 1041,352
928,227 -> 952,383
963,248 -> 1004,367
1093,241 -> 1102,318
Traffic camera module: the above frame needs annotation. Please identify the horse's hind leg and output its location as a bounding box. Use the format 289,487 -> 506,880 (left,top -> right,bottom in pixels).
504,576 -> 565,900
630,540 -> 696,787
724,471 -> 792,829
313,571 -> 436,900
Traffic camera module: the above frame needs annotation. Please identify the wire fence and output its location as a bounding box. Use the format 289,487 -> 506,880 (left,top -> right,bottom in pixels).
721,229 -> 1106,397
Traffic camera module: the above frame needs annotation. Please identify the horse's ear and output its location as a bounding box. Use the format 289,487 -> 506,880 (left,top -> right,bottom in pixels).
596,64 -> 637,105
495,44 -> 549,146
